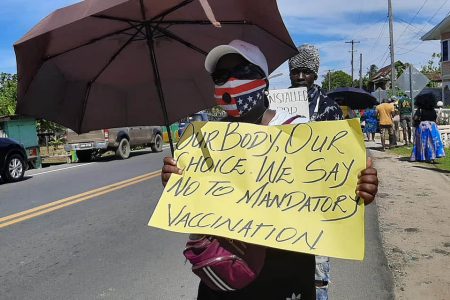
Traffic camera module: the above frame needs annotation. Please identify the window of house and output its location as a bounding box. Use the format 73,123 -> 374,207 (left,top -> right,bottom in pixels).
443,40 -> 449,62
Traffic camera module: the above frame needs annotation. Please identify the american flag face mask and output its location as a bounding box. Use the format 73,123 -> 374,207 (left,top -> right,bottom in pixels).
214,78 -> 267,118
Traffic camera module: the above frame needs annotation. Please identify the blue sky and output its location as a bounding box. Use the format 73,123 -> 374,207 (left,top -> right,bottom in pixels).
0,0 -> 449,88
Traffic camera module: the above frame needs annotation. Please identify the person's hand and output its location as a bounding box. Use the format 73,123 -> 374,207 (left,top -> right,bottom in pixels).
356,158 -> 378,205
161,157 -> 182,187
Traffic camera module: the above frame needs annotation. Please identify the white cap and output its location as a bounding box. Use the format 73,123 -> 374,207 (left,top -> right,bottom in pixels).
437,101 -> 444,107
205,39 -> 269,77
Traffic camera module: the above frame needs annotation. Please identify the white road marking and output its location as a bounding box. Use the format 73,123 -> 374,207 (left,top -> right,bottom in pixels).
29,146 -> 170,177
30,163 -> 93,176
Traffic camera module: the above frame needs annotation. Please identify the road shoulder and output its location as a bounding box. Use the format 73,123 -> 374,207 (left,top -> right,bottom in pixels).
371,147 -> 450,300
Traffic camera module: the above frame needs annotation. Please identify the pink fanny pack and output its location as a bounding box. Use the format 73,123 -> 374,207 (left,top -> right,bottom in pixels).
183,236 -> 266,291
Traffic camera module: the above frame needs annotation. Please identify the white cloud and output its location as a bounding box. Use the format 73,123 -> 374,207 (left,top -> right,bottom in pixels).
268,0 -> 449,89
0,0 -> 448,86
278,0 -> 449,19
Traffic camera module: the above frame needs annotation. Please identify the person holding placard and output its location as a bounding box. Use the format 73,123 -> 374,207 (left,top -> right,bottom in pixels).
161,40 -> 379,300
288,44 -> 345,300
288,44 -> 343,124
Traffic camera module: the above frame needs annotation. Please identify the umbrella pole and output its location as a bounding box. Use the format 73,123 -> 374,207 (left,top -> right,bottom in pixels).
144,23 -> 175,156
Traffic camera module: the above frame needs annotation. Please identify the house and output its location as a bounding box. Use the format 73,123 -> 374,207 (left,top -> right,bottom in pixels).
422,14 -> 450,95
370,62 -> 443,100
370,65 -> 392,91
370,62 -> 408,91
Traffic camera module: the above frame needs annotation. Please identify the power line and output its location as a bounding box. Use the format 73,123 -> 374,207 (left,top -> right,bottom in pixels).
396,0 -> 449,56
367,16 -> 389,59
381,50 -> 391,67
349,15 -> 388,44
396,46 -> 435,55
396,16 -> 424,32
410,0 -> 449,40
367,46 -> 389,66
395,0 -> 429,44
396,40 -> 425,55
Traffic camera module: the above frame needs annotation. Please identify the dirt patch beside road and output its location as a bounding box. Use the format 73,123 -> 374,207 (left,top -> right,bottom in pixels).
371,148 -> 450,300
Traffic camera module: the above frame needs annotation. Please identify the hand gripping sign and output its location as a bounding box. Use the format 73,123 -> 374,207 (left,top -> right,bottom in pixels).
149,119 -> 366,260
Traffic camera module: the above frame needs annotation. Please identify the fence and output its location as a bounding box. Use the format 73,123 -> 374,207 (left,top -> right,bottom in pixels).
437,108 -> 450,125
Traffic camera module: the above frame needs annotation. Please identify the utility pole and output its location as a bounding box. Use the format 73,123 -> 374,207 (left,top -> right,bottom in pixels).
409,64 -> 415,121
346,40 -> 360,86
359,53 -> 363,89
328,70 -> 332,91
388,0 -> 396,95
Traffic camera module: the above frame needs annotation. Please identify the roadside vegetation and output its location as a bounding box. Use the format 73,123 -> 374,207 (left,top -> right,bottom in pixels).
388,145 -> 450,172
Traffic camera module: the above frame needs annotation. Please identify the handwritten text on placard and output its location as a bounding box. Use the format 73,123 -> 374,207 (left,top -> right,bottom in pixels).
149,120 -> 366,260
268,87 -> 309,119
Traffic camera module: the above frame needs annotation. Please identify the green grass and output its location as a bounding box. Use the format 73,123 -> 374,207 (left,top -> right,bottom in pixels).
388,145 -> 450,172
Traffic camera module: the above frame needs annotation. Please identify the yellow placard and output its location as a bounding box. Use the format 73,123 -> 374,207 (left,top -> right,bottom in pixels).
149,119 -> 366,260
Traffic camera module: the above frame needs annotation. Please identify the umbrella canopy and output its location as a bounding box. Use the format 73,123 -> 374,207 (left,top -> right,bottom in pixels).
14,0 -> 296,142
327,87 -> 378,110
415,91 -> 437,109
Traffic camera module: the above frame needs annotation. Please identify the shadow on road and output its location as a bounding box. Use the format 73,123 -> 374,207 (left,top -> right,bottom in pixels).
394,157 -> 450,175
0,176 -> 32,185
94,149 -> 159,163
367,146 -> 386,152
397,157 -> 410,162
413,165 -> 450,174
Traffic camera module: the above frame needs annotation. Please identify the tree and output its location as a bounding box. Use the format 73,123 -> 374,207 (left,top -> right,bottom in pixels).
321,70 -> 353,92
0,72 -> 66,136
368,64 -> 379,80
421,52 -> 441,73
0,73 -> 18,116
352,76 -> 372,92
395,61 -> 407,78
421,52 -> 441,88
36,120 -> 66,135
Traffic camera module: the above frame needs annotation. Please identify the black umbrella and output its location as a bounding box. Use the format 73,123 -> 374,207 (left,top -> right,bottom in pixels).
415,92 -> 437,109
327,87 -> 378,110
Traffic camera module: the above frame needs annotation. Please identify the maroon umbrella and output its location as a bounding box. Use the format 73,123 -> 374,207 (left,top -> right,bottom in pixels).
14,0 -> 297,153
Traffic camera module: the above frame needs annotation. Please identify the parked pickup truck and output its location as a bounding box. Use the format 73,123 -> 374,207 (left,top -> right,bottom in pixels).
65,126 -> 163,162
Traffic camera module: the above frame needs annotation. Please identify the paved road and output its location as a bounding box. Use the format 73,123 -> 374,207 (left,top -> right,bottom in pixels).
329,186 -> 394,299
0,147 -> 393,299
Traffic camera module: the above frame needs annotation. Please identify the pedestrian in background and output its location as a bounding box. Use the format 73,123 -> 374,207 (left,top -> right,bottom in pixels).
398,95 -> 413,145
376,99 -> 395,151
410,92 -> 445,163
392,97 -> 400,145
363,106 -> 378,142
